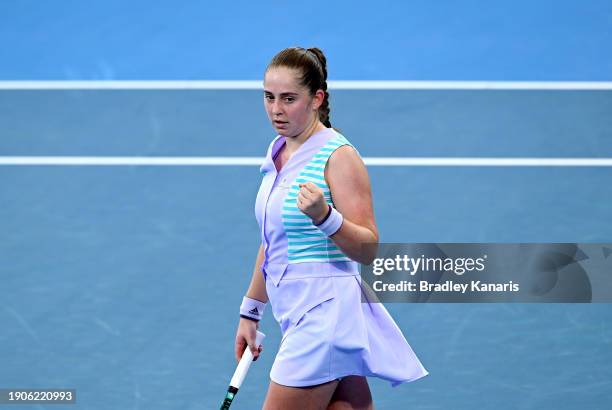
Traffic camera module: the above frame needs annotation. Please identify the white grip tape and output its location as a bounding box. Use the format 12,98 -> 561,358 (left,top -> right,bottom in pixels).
230,330 -> 266,389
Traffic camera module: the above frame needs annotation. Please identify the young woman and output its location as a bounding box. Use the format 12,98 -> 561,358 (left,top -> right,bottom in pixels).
235,47 -> 428,409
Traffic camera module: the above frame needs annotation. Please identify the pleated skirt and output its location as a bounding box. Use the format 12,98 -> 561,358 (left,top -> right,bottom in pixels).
265,271 -> 429,387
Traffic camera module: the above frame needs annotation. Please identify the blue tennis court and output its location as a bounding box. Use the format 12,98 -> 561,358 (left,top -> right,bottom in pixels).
1,2 -> 612,409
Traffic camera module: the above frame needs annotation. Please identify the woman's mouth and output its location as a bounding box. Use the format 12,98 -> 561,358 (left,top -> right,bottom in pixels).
274,120 -> 288,127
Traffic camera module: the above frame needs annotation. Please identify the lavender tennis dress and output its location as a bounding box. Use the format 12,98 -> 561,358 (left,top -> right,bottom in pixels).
254,127 -> 428,387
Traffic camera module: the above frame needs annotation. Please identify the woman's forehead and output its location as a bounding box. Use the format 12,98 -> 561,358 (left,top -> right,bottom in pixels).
264,67 -> 304,93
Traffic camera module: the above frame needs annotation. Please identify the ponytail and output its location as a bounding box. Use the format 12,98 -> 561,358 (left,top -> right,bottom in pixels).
305,48 -> 331,128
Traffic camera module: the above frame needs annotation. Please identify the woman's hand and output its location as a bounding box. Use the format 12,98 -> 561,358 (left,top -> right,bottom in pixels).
297,182 -> 329,224
235,318 -> 263,363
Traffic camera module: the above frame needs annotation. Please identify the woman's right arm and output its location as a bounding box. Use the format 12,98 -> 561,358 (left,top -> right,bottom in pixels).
245,243 -> 268,303
234,244 -> 267,362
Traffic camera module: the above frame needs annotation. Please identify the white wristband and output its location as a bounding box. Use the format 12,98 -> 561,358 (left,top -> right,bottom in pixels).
240,296 -> 266,321
315,206 -> 343,236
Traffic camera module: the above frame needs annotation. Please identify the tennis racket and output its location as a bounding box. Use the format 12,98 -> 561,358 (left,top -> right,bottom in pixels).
220,330 -> 266,409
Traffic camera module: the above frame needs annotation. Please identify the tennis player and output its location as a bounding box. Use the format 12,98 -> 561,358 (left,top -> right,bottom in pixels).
235,47 -> 428,409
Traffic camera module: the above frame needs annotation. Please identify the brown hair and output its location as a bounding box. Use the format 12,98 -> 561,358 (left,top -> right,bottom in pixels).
266,47 -> 332,128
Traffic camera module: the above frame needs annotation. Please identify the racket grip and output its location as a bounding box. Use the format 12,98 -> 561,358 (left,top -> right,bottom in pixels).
230,330 -> 265,389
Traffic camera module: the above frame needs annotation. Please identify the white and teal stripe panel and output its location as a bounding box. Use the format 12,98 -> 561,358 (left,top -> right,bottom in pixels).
282,135 -> 354,263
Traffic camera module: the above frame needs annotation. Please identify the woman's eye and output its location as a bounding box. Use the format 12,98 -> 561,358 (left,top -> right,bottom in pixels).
264,95 -> 294,102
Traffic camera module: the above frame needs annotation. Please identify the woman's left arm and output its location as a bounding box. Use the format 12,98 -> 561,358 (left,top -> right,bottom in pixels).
297,145 -> 379,264
325,145 -> 379,264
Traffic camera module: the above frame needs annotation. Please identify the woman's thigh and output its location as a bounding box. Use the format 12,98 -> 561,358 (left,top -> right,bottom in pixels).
327,376 -> 373,410
262,379 -> 339,410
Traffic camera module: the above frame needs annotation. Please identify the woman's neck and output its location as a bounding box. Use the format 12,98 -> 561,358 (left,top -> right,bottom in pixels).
284,119 -> 326,153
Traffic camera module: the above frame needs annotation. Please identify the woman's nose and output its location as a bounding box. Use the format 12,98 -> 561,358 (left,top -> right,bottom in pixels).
271,100 -> 283,115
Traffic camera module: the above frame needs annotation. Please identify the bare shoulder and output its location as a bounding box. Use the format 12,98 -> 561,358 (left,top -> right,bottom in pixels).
324,143 -> 376,231
325,144 -> 371,195
326,144 -> 366,176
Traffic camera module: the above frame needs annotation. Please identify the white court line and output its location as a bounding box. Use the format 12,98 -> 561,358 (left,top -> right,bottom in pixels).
1,156 -> 612,166
0,80 -> 612,90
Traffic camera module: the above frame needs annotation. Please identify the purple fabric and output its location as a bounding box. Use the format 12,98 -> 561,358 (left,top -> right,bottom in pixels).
253,128 -> 429,387
254,128 -> 359,287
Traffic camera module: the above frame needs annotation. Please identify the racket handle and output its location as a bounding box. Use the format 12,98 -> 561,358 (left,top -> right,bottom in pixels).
230,330 -> 265,389
220,386 -> 238,410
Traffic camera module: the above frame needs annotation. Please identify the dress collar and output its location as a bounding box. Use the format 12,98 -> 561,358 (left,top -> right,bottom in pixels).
264,128 -> 335,175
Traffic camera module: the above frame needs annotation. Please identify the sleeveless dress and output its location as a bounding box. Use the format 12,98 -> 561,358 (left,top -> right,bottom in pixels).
254,127 -> 428,387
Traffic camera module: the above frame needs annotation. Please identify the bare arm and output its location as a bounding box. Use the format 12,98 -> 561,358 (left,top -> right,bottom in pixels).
235,243 -> 268,362
324,145 -> 379,264
297,145 -> 379,264
245,243 -> 268,303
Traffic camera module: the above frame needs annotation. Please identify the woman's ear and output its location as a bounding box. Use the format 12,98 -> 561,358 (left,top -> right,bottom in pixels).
312,89 -> 325,111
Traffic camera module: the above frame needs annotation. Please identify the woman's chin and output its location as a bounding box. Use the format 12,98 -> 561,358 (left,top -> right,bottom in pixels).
276,127 -> 293,137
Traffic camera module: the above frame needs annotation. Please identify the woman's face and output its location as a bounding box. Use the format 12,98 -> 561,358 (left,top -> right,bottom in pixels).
263,66 -> 319,138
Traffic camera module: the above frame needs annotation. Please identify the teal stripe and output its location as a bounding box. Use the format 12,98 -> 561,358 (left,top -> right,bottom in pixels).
284,221 -> 314,227
299,172 -> 325,180
290,184 -> 328,193
289,257 -> 352,263
287,231 -> 324,238
286,186 -> 328,194
288,246 -> 338,254
287,237 -> 324,242
294,178 -> 327,189
287,188 -> 329,195
289,225 -> 325,234
287,239 -> 332,246
283,213 -> 310,219
288,253 -> 347,260
285,226 -> 317,231
304,165 -> 325,171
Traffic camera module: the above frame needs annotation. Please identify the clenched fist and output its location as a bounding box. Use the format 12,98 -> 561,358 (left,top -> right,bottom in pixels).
297,182 -> 329,224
